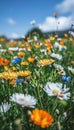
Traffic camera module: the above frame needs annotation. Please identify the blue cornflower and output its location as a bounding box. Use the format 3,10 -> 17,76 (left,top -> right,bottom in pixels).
62,76 -> 66,81
16,78 -> 23,83
11,58 -> 21,64
62,76 -> 71,82
66,76 -> 71,82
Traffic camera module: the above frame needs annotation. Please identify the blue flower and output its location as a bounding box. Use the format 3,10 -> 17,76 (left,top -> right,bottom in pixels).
11,58 -> 21,64
62,76 -> 66,81
16,78 -> 23,83
66,76 -> 71,82
62,76 -> 71,82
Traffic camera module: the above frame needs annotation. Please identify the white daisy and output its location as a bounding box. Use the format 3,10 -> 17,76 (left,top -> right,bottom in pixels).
33,36 -> 38,41
19,48 -> 26,51
0,102 -> 10,113
54,63 -> 66,75
40,49 -> 47,55
50,53 -> 62,60
8,47 -> 19,51
43,82 -> 70,100
68,31 -> 74,37
54,42 -> 66,51
0,49 -> 7,52
10,93 -> 37,108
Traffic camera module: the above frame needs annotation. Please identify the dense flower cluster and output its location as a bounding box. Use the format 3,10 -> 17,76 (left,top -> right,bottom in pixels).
0,30 -> 74,130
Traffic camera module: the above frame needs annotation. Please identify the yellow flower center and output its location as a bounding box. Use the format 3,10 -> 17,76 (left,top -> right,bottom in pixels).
53,89 -> 60,95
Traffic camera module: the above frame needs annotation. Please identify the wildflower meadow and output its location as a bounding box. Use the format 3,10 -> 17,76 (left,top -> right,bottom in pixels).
0,31 -> 74,130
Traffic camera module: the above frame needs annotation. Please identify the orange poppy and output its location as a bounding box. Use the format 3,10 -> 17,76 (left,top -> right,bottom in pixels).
30,109 -> 54,128
0,58 -> 10,66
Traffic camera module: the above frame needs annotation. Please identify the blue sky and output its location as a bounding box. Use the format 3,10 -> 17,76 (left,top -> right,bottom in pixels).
0,0 -> 74,38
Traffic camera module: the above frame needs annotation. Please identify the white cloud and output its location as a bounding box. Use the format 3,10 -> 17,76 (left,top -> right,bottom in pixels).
10,33 -> 19,39
56,0 -> 74,13
39,16 -> 73,32
6,18 -> 16,25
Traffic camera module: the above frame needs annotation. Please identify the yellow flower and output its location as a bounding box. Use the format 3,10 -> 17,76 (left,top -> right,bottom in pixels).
49,36 -> 55,41
0,70 -> 31,80
34,44 -> 41,49
37,59 -> 54,66
4,66 -> 10,71
30,109 -> 54,128
17,70 -> 32,77
0,72 -> 17,80
12,67 -> 16,71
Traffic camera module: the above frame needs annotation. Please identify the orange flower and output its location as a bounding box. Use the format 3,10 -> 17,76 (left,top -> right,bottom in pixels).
18,51 -> 25,57
0,58 -> 10,66
64,33 -> 68,38
21,61 -> 29,66
9,79 -> 16,85
60,40 -> 64,45
30,109 -> 54,128
19,44 -> 25,48
0,37 -> 6,42
27,57 -> 35,63
45,40 -> 51,47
